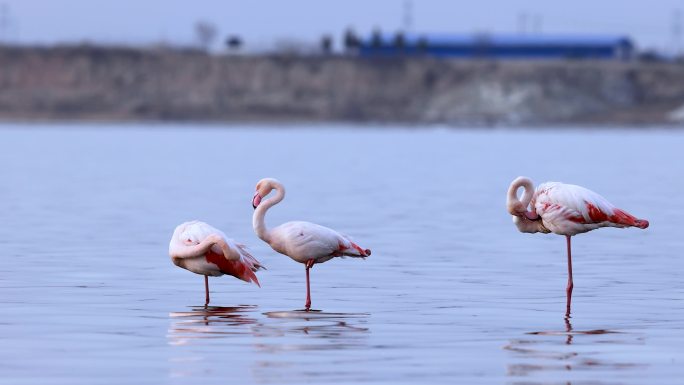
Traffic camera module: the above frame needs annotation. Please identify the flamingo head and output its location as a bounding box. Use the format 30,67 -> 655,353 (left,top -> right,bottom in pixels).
507,179 -> 539,219
253,178 -> 282,209
509,205 -> 542,233
507,176 -> 547,233
509,204 -> 540,221
512,215 -> 549,233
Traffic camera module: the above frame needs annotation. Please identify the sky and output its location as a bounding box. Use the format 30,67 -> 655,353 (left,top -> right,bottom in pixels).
0,0 -> 682,53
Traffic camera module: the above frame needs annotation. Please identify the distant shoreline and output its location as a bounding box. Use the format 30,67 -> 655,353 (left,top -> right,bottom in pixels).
0,118 -> 679,131
1,45 -> 683,127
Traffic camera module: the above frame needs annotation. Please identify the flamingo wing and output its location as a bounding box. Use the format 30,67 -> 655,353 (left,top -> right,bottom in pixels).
170,221 -> 263,285
205,238 -> 263,286
335,232 -> 372,258
534,182 -> 647,232
270,221 -> 370,263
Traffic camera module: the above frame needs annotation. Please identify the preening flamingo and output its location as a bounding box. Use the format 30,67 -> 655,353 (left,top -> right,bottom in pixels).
507,176 -> 649,317
251,178 -> 371,311
169,221 -> 263,305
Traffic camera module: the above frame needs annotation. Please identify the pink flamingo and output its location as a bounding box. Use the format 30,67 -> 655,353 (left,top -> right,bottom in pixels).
169,221 -> 263,305
507,176 -> 649,317
251,178 -> 371,311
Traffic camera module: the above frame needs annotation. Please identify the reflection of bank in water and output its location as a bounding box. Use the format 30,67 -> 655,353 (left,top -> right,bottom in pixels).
504,318 -> 645,380
167,305 -> 259,346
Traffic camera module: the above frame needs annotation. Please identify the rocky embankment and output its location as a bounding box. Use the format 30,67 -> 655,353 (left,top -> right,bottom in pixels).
1,45 -> 683,126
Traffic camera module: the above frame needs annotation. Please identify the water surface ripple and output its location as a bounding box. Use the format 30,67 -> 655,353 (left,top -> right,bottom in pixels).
0,124 -> 682,384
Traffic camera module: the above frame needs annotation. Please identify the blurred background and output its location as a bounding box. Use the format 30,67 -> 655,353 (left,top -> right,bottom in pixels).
1,2 -> 683,385
0,0 -> 683,125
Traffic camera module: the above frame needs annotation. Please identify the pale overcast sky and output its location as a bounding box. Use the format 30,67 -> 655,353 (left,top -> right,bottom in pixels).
0,0 -> 682,52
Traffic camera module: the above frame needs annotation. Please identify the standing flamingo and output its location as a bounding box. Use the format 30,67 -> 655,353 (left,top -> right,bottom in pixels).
251,178 -> 371,311
169,221 -> 263,305
507,176 -> 649,317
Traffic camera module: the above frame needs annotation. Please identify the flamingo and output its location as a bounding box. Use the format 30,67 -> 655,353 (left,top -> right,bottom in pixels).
169,221 -> 263,305
251,178 -> 371,311
507,176 -> 649,317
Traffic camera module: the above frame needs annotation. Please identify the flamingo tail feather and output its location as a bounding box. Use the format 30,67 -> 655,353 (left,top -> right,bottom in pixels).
205,250 -> 263,287
611,208 -> 649,229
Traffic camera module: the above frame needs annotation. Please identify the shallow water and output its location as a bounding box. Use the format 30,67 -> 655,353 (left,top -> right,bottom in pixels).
0,124 -> 682,384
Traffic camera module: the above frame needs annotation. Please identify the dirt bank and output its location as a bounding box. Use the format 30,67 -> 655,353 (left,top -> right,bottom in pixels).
1,45 -> 683,126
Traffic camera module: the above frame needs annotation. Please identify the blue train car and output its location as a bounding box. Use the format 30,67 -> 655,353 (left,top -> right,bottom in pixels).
356,33 -> 633,60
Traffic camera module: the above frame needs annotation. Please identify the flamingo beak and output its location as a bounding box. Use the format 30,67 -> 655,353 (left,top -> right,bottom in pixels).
514,210 -> 539,221
524,211 -> 539,221
252,192 -> 262,209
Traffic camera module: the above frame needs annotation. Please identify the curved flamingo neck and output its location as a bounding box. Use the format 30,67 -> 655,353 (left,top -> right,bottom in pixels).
252,182 -> 285,243
507,177 -> 535,215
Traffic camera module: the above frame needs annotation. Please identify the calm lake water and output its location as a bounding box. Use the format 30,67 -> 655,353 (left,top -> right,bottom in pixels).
0,124 -> 682,385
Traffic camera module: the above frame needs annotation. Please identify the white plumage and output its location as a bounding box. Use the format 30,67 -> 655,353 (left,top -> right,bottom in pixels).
169,221 -> 261,278
169,220 -> 263,304
533,182 -> 628,235
507,176 -> 648,317
268,221 -> 368,264
252,178 -> 370,310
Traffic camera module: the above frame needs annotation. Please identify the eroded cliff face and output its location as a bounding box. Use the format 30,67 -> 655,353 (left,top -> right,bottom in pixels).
1,45 -> 683,125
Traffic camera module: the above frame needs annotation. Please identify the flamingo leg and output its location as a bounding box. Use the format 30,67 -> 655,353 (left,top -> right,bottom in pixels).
565,235 -> 574,318
305,259 -> 314,311
204,275 -> 210,306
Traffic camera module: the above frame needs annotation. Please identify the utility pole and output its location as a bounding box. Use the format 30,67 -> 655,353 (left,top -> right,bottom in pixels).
402,0 -> 413,33
673,8 -> 682,57
517,12 -> 528,34
532,14 -> 543,34
0,3 -> 8,43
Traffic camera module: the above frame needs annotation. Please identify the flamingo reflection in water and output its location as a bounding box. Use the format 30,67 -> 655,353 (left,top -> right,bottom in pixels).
168,305 -> 259,345
504,317 -> 639,380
